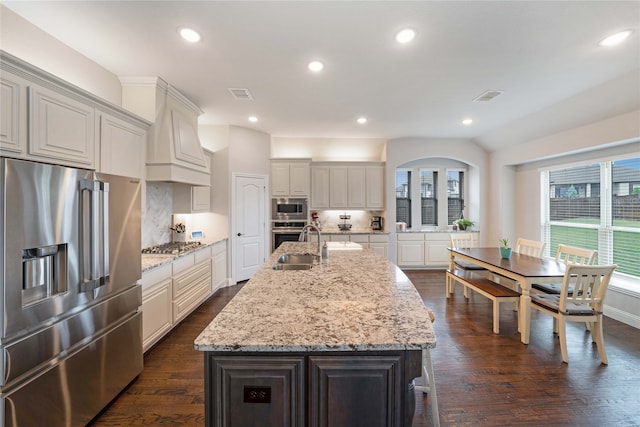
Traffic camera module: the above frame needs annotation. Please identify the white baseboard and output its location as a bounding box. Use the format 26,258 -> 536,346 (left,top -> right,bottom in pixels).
604,304 -> 640,329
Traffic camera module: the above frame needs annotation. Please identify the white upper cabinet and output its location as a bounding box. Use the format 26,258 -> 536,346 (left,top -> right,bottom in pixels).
347,166 -> 366,208
366,165 -> 385,209
173,183 -> 211,213
329,166 -> 349,208
311,162 -> 385,210
98,111 -> 146,178
28,83 -> 95,168
310,165 -> 330,209
0,72 -> 26,157
1,51 -> 150,171
271,159 -> 310,197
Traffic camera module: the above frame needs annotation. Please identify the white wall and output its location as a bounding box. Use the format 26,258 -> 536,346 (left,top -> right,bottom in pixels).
271,137 -> 386,161
230,126 -> 271,176
0,5 -> 122,105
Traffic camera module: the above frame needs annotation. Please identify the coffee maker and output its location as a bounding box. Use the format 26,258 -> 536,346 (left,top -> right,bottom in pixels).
371,216 -> 383,231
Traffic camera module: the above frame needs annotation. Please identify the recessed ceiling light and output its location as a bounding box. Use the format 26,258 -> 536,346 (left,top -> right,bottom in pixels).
179,27 -> 201,43
462,118 -> 473,126
598,30 -> 633,47
395,28 -> 416,44
308,61 -> 324,72
357,117 -> 367,124
248,116 -> 258,123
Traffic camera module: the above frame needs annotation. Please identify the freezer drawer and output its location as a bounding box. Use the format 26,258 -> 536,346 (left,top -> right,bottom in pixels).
0,311 -> 143,427
0,285 -> 141,388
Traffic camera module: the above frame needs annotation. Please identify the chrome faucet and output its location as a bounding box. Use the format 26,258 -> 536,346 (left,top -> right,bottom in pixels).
298,224 -> 322,261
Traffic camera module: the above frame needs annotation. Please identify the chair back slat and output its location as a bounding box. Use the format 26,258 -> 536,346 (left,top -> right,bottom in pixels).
560,264 -> 617,313
449,233 -> 476,249
555,244 -> 597,266
515,238 -> 546,258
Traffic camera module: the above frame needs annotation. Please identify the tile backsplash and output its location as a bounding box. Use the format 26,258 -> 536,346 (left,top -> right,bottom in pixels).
312,210 -> 384,231
143,182 -> 172,248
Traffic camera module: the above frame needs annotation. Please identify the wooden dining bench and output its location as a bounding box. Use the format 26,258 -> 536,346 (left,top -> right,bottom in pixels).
446,269 -> 521,334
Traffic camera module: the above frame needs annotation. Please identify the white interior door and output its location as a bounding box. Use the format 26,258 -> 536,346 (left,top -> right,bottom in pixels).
233,174 -> 267,282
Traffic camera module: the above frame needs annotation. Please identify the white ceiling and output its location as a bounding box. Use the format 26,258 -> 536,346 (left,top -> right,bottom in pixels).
3,1 -> 639,151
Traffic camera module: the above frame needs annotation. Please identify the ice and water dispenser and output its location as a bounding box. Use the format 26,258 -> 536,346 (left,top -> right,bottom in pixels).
22,244 -> 67,306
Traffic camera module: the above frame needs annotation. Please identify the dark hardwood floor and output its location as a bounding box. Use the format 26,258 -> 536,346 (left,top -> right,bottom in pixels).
89,270 -> 640,426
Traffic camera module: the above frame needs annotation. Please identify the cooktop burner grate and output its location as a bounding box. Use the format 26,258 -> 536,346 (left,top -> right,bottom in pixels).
142,241 -> 202,255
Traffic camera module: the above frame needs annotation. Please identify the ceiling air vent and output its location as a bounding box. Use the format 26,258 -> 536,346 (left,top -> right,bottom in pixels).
473,90 -> 504,102
228,88 -> 253,100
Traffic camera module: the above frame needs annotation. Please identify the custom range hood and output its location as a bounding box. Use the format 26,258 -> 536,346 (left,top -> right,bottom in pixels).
120,77 -> 210,186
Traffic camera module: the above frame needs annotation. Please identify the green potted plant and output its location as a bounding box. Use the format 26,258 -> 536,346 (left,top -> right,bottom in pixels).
499,238 -> 512,259
455,218 -> 474,231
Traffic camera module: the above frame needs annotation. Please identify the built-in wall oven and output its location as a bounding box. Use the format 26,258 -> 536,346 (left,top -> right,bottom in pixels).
271,221 -> 306,252
271,198 -> 308,251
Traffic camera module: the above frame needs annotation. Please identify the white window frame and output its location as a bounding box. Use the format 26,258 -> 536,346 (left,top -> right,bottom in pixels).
541,157 -> 640,288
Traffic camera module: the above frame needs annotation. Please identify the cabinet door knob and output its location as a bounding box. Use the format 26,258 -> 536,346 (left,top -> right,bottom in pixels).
237,232 -> 243,236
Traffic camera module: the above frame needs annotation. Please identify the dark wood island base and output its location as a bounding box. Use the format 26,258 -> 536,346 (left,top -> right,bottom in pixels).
204,350 -> 422,427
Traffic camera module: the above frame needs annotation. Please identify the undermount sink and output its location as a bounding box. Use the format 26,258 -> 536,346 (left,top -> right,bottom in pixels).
277,253 -> 319,265
272,263 -> 313,271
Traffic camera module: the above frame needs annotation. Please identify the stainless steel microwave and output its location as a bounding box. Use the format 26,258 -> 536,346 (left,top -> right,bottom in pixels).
272,198 -> 308,220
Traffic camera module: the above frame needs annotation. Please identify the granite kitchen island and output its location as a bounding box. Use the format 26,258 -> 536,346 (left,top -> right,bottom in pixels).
194,242 -> 436,427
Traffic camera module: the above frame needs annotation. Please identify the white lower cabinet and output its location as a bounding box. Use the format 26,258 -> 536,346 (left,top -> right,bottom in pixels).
172,247 -> 212,323
396,232 -> 478,267
140,263 -> 173,352
141,244 -> 226,352
212,240 -> 228,291
369,234 -> 389,258
396,234 -> 425,266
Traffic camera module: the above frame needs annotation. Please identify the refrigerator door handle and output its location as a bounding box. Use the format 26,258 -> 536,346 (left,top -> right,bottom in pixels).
80,179 -> 110,292
101,181 -> 110,283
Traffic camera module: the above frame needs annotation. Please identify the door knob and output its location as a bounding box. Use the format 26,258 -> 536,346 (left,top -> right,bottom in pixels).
237,232 -> 243,236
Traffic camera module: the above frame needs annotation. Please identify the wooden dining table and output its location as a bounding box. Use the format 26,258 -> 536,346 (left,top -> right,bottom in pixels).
448,247 -> 566,344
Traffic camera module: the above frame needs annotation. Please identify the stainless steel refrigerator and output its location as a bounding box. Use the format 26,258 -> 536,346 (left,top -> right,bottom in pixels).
0,157 -> 143,426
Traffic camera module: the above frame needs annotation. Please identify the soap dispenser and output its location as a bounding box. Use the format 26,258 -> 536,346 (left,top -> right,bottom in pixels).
322,241 -> 328,260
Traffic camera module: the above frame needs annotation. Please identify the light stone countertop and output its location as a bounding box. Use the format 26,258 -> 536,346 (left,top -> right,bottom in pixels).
319,228 -> 389,234
397,228 -> 479,233
141,237 -> 228,272
194,241 -> 436,353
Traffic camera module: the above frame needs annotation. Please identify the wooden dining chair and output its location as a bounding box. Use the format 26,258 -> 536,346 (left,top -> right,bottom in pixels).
495,238 -> 545,307
514,238 -> 546,258
447,233 -> 486,297
530,264 -> 617,364
532,244 -> 597,294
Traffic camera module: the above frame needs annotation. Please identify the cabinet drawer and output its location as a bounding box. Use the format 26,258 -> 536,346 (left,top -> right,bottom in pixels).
195,246 -> 212,263
140,263 -> 172,288
173,274 -> 211,322
330,234 -> 350,242
173,252 -> 196,275
173,261 -> 211,298
349,234 -> 369,244
369,234 -> 389,243
397,233 -> 424,241
424,233 -> 450,242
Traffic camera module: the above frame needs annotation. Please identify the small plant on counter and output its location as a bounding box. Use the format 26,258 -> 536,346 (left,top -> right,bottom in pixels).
455,218 -> 474,230
499,238 -> 509,248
